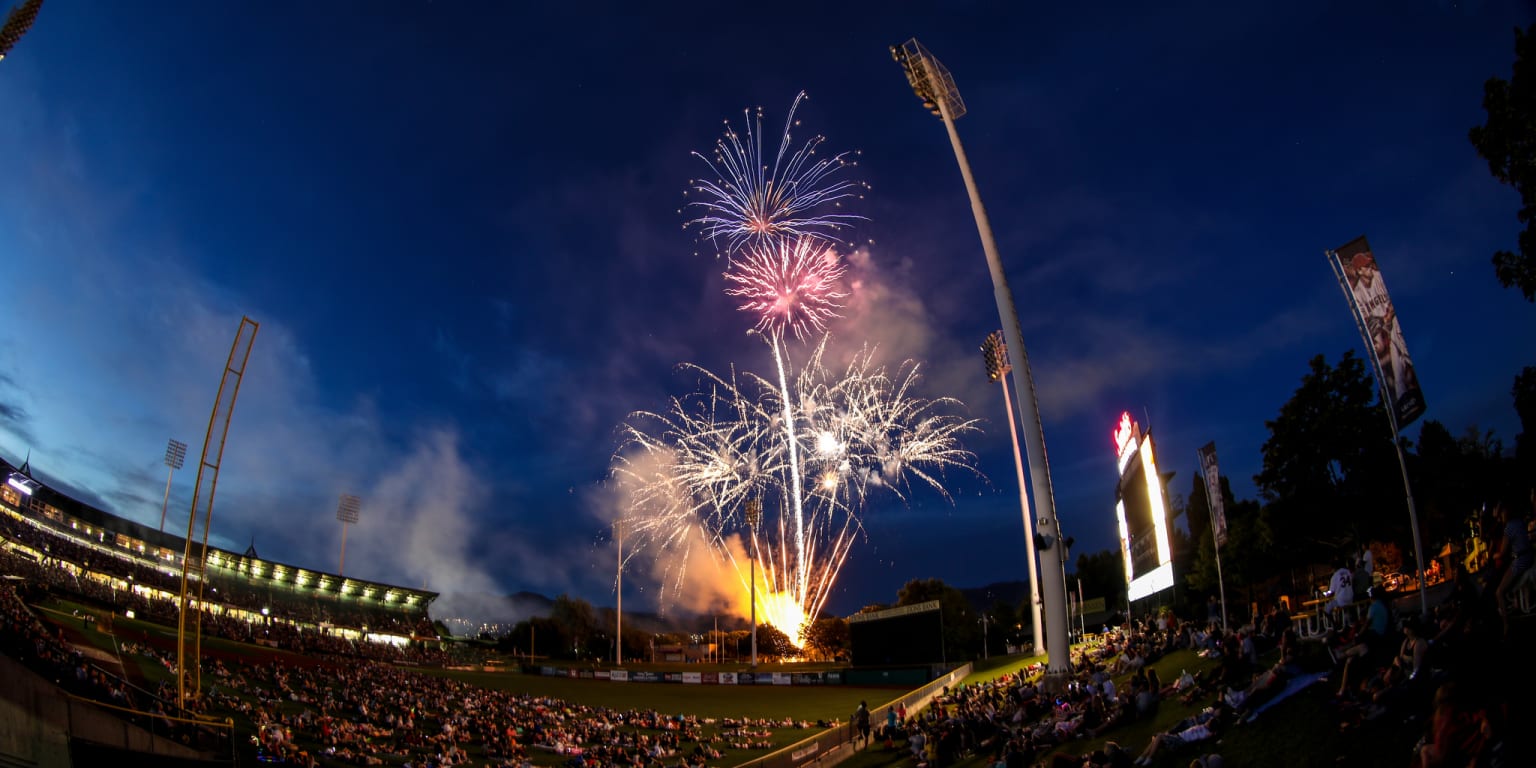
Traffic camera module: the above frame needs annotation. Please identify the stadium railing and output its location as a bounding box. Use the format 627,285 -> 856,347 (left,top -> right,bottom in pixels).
737,662 -> 974,768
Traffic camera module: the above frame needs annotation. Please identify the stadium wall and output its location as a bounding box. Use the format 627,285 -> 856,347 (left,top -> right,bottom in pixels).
0,654 -> 218,767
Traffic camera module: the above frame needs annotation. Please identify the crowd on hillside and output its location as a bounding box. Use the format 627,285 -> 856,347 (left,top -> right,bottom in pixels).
872,612 -> 1279,768
871,487 -> 1533,768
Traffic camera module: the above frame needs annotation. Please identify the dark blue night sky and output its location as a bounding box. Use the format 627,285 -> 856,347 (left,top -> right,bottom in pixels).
1,1 -> 1531,618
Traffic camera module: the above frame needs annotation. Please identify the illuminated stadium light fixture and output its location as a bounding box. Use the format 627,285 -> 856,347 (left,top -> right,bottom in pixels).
158,438 -> 188,533
336,493 -> 361,577
981,330 -> 1043,656
893,37 -> 1073,688
6,472 -> 38,495
0,0 -> 44,64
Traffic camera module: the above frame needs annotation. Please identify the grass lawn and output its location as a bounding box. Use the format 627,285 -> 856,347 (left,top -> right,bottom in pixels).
429,667 -> 887,723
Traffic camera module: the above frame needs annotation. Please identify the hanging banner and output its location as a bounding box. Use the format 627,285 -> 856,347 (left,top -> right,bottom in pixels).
1332,237 -> 1426,428
1197,442 -> 1227,547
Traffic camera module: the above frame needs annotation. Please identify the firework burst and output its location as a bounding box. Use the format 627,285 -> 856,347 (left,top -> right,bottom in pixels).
724,237 -> 849,341
683,91 -> 867,258
613,338 -> 978,642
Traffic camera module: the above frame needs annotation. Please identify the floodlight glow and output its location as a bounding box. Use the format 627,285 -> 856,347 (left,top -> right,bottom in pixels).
7,473 -> 38,495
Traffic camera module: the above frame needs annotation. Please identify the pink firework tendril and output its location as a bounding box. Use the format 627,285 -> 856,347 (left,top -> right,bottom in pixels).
724,238 -> 849,340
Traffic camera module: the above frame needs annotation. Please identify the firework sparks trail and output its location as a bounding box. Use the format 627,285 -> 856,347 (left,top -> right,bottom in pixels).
717,202 -> 849,618
613,338 -> 979,642
684,91 -> 867,259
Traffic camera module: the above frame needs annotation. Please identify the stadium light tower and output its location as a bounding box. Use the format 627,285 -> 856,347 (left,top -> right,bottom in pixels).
893,39 -> 1073,689
336,494 -> 361,577
158,439 -> 188,533
982,331 -> 1042,657
614,514 -> 624,665
745,498 -> 762,668
0,0 -> 43,64
6,453 -> 39,496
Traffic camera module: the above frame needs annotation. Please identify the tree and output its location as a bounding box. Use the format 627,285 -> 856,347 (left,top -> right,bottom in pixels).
1515,367 -> 1536,475
1255,352 -> 1400,562
755,624 -> 799,660
1186,498 -> 1274,619
1074,549 -> 1126,612
987,599 -> 1020,653
550,595 -> 598,658
896,578 -> 979,660
1470,24 -> 1536,301
802,617 -> 850,662
1412,420 -> 1511,549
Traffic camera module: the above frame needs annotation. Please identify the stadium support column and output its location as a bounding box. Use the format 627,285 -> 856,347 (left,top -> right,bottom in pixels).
893,39 -> 1072,689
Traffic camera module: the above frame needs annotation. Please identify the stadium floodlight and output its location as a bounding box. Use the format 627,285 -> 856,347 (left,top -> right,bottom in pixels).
893,38 -> 1073,689
981,331 -> 1043,656
337,494 -> 361,577
158,438 -> 188,533
615,515 -> 625,665
0,0 -> 44,64
745,498 -> 762,668
6,471 -> 38,495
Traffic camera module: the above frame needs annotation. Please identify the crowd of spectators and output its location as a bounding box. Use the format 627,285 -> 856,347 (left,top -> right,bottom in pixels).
0,510 -> 444,665
863,612 -> 1266,768
192,654 -> 813,767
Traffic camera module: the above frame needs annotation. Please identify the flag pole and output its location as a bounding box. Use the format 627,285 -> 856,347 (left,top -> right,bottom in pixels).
1197,448 -> 1229,632
1327,250 -> 1429,618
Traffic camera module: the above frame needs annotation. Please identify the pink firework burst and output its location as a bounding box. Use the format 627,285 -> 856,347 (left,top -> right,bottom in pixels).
723,238 -> 848,340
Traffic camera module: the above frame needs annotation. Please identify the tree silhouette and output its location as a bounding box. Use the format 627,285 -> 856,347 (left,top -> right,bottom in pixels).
1470,24 -> 1536,301
1255,352 -> 1399,562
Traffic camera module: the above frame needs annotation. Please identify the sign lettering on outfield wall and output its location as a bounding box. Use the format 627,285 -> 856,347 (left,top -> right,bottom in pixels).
718,672 -> 738,685
610,670 -> 629,682
682,672 -> 702,684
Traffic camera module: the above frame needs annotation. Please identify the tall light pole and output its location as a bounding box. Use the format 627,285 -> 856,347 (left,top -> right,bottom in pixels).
0,0 -> 44,64
745,498 -> 761,667
158,439 -> 188,533
615,515 -> 624,666
978,614 -> 990,661
336,494 -> 360,578
893,39 -> 1072,687
982,331 -> 1043,656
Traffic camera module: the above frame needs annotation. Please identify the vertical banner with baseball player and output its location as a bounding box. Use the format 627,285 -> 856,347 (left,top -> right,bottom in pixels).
1329,236 -> 1427,430
1197,442 -> 1227,548
1327,235 -> 1431,617
1196,441 -> 1228,630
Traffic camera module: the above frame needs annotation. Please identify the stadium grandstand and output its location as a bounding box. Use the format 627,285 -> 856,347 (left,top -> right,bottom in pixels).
1,456 -> 440,656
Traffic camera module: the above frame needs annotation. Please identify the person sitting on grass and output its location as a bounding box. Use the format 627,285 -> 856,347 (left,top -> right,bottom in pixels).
1130,704 -> 1229,766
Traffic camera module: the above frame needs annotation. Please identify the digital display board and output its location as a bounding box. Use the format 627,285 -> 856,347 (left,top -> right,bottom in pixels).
1111,412 -> 1174,602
